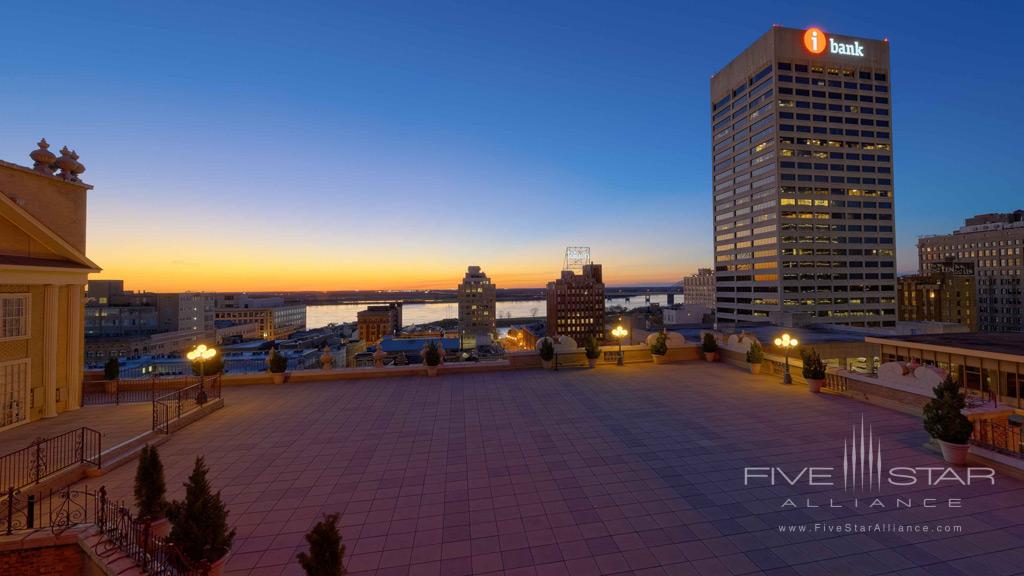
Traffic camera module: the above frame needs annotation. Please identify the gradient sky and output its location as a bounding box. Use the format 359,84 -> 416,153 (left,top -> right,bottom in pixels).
2,1 -> 1021,291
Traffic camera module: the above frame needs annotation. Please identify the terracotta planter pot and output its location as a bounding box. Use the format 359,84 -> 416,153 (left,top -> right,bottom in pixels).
938,439 -> 970,465
807,378 -> 824,393
426,365 -> 438,377
703,351 -> 719,362
271,372 -> 287,385
208,553 -> 229,576
541,359 -> 553,370
749,363 -> 762,375
587,357 -> 598,369
652,354 -> 667,364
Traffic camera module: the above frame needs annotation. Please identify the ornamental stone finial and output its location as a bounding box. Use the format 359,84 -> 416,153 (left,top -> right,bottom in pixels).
30,138 -> 57,175
70,149 -> 85,179
56,146 -> 77,181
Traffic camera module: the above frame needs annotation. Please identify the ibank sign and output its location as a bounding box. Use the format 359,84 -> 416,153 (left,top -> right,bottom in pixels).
803,27 -> 865,57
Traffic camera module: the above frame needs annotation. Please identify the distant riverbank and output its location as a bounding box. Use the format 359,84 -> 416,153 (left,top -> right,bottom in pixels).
307,293 -> 674,328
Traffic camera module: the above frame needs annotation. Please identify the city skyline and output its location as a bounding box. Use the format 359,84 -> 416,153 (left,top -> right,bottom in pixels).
2,1 -> 1022,291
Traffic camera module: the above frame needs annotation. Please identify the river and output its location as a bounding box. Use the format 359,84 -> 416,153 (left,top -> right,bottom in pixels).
306,294 -> 674,328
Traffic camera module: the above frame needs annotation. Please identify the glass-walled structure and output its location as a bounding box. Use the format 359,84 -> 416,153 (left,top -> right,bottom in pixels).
867,335 -> 1024,407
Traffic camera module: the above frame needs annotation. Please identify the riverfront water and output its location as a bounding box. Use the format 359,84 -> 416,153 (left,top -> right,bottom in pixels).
307,294 -> 673,328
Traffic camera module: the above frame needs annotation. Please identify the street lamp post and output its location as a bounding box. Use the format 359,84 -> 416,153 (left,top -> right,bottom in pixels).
187,344 -> 217,395
773,333 -> 798,385
611,325 -> 628,366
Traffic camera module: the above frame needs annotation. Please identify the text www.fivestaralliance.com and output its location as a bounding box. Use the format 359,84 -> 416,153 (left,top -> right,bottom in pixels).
779,523 -> 963,534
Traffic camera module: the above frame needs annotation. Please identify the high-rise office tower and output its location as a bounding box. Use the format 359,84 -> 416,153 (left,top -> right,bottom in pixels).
547,263 -> 605,344
711,26 -> 896,327
457,266 -> 497,346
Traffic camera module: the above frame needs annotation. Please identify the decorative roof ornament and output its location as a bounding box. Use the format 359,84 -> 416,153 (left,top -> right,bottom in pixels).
70,149 -> 86,179
54,144 -> 76,180
30,138 -> 57,175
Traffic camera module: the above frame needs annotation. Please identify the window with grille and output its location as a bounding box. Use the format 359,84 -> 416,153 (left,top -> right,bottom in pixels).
1,294 -> 29,340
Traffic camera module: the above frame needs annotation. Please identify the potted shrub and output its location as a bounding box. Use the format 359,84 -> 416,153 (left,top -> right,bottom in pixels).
190,355 -> 224,377
801,348 -> 827,393
297,513 -> 347,576
923,375 -> 974,465
423,341 -> 441,377
269,350 -> 289,384
539,339 -> 555,370
584,336 -> 601,369
745,340 -> 764,374
134,444 -> 170,538
650,332 -> 668,364
104,357 -> 120,394
167,457 -> 235,576
701,333 -> 719,362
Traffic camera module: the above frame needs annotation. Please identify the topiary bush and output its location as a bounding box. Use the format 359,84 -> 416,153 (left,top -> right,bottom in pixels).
701,333 -> 718,353
650,332 -> 668,356
423,341 -> 441,367
745,341 -> 764,364
801,348 -> 826,380
104,357 -> 120,380
539,339 -> 555,362
190,354 -> 224,376
269,351 -> 289,373
584,336 -> 601,360
167,456 -> 235,569
923,375 -> 973,444
297,513 -> 347,576
134,444 -> 167,521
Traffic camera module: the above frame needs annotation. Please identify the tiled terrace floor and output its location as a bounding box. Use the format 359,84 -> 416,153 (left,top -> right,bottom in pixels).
0,402 -> 153,456
77,363 -> 1024,575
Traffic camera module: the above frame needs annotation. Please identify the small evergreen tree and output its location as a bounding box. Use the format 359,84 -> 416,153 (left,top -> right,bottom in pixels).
167,457 -> 235,568
539,339 -> 555,362
190,354 -> 224,376
297,513 -> 347,576
923,375 -> 973,444
269,351 -> 289,373
584,336 -> 601,360
104,357 -> 120,380
801,348 -> 827,379
745,341 -> 764,364
423,341 -> 441,367
650,332 -> 668,356
701,333 -> 718,353
134,444 -> 167,520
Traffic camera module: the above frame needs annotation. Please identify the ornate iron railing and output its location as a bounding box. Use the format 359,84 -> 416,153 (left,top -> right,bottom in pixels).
152,375 -> 222,434
971,417 -> 1023,458
0,427 -> 101,494
84,375 -> 202,406
3,484 -> 200,574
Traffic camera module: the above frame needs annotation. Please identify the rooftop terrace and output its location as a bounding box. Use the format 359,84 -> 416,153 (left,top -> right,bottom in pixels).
50,363 -> 1024,575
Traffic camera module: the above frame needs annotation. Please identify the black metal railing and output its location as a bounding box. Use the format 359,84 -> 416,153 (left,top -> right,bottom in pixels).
3,484 -> 200,575
0,428 -> 101,494
152,375 -> 222,434
971,418 -> 1023,458
84,376 -> 202,406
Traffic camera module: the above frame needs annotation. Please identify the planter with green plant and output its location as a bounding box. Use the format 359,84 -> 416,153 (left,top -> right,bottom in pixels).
190,354 -> 224,377
801,348 -> 827,392
923,375 -> 974,465
650,332 -> 668,364
134,444 -> 170,538
423,341 -> 441,377
104,357 -> 120,394
167,457 -> 235,576
297,513 -> 347,576
701,333 -> 719,362
539,339 -> 555,370
584,336 -> 601,368
745,340 -> 764,374
269,350 -> 289,384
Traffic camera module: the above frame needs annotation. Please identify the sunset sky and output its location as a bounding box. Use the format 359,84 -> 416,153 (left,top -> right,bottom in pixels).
2,1 -> 1020,291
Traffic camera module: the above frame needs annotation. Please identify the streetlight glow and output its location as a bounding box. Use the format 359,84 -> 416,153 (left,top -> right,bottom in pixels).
774,333 -> 799,384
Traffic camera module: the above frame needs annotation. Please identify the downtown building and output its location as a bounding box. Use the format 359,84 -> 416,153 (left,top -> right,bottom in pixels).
357,303 -> 403,344
457,266 -> 496,347
546,263 -> 605,344
918,211 -> 1024,331
711,26 -> 896,328
897,272 -> 977,331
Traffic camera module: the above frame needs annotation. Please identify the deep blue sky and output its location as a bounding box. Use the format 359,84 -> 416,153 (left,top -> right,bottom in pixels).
1,1 -> 1020,289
